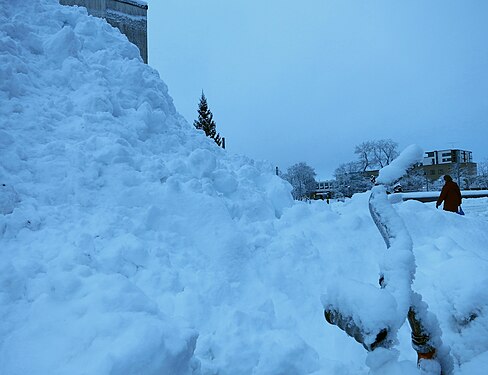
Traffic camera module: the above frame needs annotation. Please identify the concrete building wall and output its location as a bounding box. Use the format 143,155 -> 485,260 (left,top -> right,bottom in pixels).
60,0 -> 148,63
423,149 -> 473,166
422,163 -> 477,184
422,149 -> 476,182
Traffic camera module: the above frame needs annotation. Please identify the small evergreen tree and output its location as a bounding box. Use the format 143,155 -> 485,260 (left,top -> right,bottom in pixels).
194,91 -> 222,146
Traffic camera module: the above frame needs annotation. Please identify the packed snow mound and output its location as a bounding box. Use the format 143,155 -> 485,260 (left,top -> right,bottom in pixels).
0,1 -> 292,374
376,144 -> 423,185
3,1 -> 488,375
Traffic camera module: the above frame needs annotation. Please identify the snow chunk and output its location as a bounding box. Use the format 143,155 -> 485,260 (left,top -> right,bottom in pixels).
188,148 -> 217,178
0,184 -> 19,215
366,348 -> 419,375
213,169 -> 238,195
377,144 -> 423,185
321,279 -> 398,347
43,26 -> 81,62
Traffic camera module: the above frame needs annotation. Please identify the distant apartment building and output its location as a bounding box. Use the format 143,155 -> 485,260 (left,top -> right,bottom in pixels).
60,0 -> 148,63
313,180 -> 337,199
422,149 -> 477,182
316,180 -> 335,192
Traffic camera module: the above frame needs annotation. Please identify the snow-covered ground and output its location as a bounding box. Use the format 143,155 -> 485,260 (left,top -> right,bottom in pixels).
397,190 -> 488,201
2,1 -> 488,374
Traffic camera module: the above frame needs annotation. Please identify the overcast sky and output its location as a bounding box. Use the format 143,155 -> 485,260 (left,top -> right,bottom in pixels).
146,0 -> 488,179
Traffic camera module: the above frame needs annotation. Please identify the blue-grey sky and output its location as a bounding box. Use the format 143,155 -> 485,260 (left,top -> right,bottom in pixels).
147,0 -> 488,179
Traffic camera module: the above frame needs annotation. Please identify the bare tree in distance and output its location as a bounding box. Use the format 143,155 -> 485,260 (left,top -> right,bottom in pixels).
354,141 -> 374,171
355,139 -> 399,171
335,161 -> 362,176
283,162 -> 317,200
375,139 -> 399,168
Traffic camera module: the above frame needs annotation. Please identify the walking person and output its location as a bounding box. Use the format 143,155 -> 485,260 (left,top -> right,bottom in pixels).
436,175 -> 462,213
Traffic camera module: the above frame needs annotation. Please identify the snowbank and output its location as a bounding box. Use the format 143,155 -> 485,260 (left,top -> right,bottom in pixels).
2,1 -> 488,374
0,1 -> 291,374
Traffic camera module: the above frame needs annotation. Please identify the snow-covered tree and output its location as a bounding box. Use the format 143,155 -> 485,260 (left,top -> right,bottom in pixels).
472,175 -> 488,189
430,176 -> 445,191
333,162 -> 371,197
478,160 -> 488,176
194,92 -> 222,146
470,160 -> 488,189
283,162 -> 317,200
398,164 -> 427,192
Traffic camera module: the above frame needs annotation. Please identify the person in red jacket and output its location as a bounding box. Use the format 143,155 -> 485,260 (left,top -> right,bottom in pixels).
436,175 -> 462,212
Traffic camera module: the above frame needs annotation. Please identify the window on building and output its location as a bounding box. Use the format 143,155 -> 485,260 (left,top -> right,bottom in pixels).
452,150 -> 458,162
427,152 -> 435,157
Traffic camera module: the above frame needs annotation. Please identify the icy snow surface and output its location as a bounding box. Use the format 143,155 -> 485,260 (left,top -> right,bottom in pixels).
2,1 -> 488,374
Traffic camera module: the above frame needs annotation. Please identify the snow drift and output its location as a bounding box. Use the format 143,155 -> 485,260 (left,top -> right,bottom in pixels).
0,1 -> 292,373
2,1 -> 488,374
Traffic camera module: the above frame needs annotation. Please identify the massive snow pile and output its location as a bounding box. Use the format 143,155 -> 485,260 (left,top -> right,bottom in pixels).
2,1 -> 488,374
